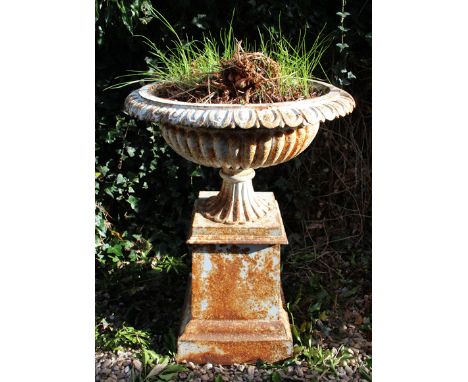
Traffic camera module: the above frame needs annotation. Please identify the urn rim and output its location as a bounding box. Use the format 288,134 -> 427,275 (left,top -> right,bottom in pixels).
125,79 -> 355,129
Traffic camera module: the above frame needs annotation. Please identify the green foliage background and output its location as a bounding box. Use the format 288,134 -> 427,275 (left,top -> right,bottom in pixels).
95,0 -> 371,367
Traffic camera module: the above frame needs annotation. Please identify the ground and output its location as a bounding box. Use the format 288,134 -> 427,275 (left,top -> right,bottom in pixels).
95,244 -> 371,381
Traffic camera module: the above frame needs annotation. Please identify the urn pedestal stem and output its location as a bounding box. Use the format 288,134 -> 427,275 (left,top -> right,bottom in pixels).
203,169 -> 273,225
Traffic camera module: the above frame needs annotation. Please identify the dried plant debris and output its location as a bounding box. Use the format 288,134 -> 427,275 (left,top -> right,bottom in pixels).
154,42 -> 324,104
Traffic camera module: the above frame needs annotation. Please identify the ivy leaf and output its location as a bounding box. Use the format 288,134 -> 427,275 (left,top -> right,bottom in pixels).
336,43 -> 349,52
336,11 -> 351,18
339,78 -> 351,86
106,243 -> 122,257
190,166 -> 202,177
141,0 -> 153,15
127,195 -> 140,211
116,174 -> 126,184
347,71 -> 357,79
104,185 -> 116,197
105,130 -> 118,144
139,16 -> 153,24
192,14 -> 208,30
95,214 -> 108,237
98,165 -> 109,176
338,25 -> 350,32
126,146 -> 136,157
123,240 -> 133,250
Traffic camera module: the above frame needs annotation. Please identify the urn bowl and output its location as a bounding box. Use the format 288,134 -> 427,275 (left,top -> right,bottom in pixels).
125,80 -> 355,224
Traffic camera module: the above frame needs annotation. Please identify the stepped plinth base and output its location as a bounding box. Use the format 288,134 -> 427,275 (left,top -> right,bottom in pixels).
177,191 -> 292,364
177,283 -> 292,364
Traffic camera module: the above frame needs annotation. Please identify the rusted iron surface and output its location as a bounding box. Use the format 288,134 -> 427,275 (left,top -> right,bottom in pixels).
192,244 -> 281,320
177,336 -> 292,364
177,281 -> 292,364
183,319 -> 289,338
178,193 -> 292,364
187,192 -> 288,244
177,340 -> 292,364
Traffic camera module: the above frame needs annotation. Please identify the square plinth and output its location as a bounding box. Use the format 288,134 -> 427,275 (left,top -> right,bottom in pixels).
187,191 -> 288,245
177,191 -> 293,364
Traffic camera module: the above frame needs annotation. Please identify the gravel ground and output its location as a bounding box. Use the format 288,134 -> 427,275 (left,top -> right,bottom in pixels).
96,354 -> 369,382
95,350 -> 141,382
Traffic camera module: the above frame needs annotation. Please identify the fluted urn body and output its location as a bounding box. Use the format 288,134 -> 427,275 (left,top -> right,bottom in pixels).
125,80 -> 355,224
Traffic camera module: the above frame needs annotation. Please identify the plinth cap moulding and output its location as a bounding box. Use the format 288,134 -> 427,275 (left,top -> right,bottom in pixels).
187,192 -> 288,245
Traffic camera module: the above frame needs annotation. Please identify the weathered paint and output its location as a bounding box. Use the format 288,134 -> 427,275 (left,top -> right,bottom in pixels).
187,192 -> 288,245
124,79 -> 355,130
177,336 -> 293,365
125,81 -> 354,224
158,123 -> 319,171
159,123 -> 320,224
177,284 -> 293,364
